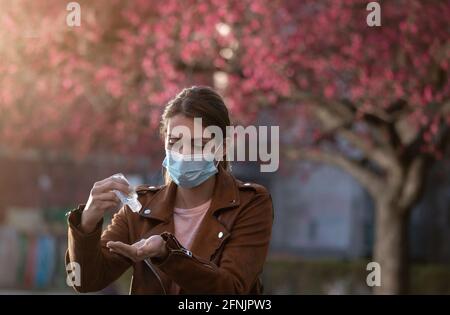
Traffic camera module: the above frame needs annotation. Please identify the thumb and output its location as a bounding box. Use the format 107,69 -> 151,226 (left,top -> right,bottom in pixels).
138,237 -> 163,257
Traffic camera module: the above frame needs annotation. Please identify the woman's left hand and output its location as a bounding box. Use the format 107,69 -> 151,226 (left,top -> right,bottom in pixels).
106,235 -> 168,262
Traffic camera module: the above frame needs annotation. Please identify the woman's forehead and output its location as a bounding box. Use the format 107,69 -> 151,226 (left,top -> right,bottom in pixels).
167,114 -> 195,131
167,115 -> 216,140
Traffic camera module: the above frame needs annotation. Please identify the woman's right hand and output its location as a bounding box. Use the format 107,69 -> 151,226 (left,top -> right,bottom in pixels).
80,176 -> 131,233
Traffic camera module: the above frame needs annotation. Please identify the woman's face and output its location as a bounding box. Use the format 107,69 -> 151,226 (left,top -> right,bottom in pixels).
165,114 -> 219,157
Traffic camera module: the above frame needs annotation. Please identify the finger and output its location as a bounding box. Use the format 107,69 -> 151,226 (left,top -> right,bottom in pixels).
93,175 -> 127,189
104,180 -> 130,194
94,177 -> 112,187
107,242 -> 135,260
109,176 -> 129,186
108,248 -> 122,255
132,239 -> 147,249
108,246 -> 134,260
95,192 -> 121,203
136,246 -> 156,259
111,240 -> 152,261
98,200 -> 121,212
107,241 -> 137,259
137,236 -> 163,258
94,181 -> 130,195
109,180 -> 131,194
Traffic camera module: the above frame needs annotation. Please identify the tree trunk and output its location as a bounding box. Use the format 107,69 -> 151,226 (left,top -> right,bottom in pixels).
373,200 -> 410,294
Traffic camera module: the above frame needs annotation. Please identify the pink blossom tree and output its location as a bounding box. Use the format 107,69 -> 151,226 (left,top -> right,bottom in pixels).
0,0 -> 448,293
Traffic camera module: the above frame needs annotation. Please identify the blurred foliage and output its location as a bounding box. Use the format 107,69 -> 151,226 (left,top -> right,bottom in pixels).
110,257 -> 450,295
262,258 -> 450,294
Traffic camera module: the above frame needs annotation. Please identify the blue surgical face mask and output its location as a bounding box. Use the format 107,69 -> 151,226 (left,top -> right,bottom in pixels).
162,145 -> 222,188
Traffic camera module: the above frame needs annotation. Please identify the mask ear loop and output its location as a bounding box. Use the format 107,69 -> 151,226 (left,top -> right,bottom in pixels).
213,143 -> 224,168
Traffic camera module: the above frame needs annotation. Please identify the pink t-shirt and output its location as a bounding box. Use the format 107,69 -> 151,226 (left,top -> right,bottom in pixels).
169,199 -> 211,294
173,199 -> 212,249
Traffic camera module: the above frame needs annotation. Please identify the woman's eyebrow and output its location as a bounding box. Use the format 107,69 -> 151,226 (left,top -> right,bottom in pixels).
168,135 -> 213,143
190,138 -> 212,144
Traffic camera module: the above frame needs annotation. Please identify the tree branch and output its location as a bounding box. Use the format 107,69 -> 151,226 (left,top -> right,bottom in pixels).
398,156 -> 427,211
285,147 -> 383,197
305,98 -> 398,172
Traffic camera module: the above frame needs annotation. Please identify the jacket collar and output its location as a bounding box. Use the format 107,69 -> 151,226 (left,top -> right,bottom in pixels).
138,166 -> 239,262
140,165 -> 240,223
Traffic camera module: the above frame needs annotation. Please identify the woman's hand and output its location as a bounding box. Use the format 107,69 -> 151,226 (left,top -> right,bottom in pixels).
81,176 -> 131,233
106,235 -> 168,262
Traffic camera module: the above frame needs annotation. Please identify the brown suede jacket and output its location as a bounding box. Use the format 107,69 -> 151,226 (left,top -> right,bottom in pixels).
66,167 -> 274,294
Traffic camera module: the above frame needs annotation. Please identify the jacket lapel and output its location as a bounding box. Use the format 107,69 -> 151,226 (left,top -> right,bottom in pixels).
138,166 -> 240,261
138,181 -> 177,238
190,167 -> 240,260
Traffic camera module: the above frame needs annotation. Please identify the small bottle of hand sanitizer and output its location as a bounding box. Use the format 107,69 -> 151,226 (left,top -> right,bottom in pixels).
111,173 -> 142,213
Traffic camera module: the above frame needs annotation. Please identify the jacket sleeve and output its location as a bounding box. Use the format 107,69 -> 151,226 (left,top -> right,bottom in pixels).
150,192 -> 274,294
65,205 -> 132,293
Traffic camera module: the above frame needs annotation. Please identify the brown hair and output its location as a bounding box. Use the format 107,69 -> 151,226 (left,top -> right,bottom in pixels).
160,86 -> 231,182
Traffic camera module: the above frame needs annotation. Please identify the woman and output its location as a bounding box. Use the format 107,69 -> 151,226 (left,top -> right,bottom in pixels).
66,86 -> 274,294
